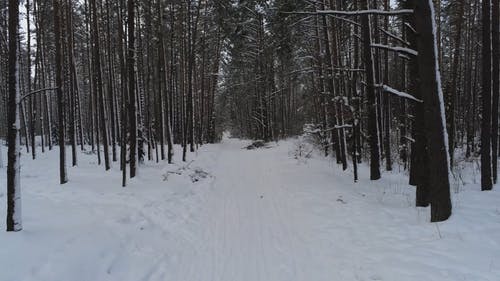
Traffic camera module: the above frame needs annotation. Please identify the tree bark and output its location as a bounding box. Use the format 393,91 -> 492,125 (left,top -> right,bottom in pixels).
7,0 -> 23,232
481,0 -> 493,191
383,0 -> 392,171
445,0 -> 465,167
91,0 -> 110,171
415,0 -> 452,222
492,0 -> 499,183
128,0 -> 137,178
54,0 -> 68,184
360,0 -> 381,180
406,0 -> 430,207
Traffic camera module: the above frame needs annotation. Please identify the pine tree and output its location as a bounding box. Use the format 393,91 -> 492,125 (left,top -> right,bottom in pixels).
492,0 -> 499,184
481,0 -> 493,191
128,0 -> 137,178
54,0 -> 68,184
6,0 -> 22,232
90,0 -> 110,171
415,0 -> 452,222
360,0 -> 381,180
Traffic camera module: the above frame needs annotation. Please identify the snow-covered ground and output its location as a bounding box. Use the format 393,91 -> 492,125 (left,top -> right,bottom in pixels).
0,137 -> 499,281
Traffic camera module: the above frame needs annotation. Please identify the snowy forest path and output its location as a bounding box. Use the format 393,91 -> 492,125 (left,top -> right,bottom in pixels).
2,138 -> 499,281
199,138 -> 307,281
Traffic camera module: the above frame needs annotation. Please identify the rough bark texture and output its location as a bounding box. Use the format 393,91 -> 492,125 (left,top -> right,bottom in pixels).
445,0 -> 465,166
90,0 -> 110,171
7,0 -> 23,232
128,0 -> 137,178
406,0 -> 430,207
54,0 -> 68,184
360,0 -> 381,180
492,0 -> 499,183
481,0 -> 493,191
415,0 -> 452,222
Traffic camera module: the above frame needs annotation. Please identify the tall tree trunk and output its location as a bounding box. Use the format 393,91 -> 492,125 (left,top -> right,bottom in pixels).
106,0 -> 117,162
492,0 -> 499,183
360,0 -> 381,180
117,0 -> 127,186
352,0 -> 360,181
383,0 -> 392,171
314,12 -> 329,157
415,0 -> 452,222
406,0 -> 430,207
84,0 -> 95,153
27,0 -> 36,161
320,0 -> 339,163
187,0 -> 196,153
445,0 -> 465,167
66,0 -> 78,167
128,0 -> 137,178
91,0 -> 110,171
481,0 -> 493,191
371,0 -> 384,161
7,0 -> 23,232
166,6 -> 175,162
54,0 -> 68,184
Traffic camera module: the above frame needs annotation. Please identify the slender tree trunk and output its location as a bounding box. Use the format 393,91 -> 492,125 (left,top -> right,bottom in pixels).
187,1 -> 196,153
54,0 -> 68,184
361,0 -> 381,180
481,0 -> 493,191
117,0 -> 127,186
91,0 -> 110,171
106,0 -> 117,162
314,13 -> 329,157
372,0 -> 384,160
157,0 -> 166,161
320,1 -> 339,163
445,0 -> 465,167
66,0 -> 78,167
27,0 -> 36,161
128,0 -> 137,178
492,0 -> 499,183
166,7 -> 175,162
7,0 -> 23,232
383,0 -> 392,171
352,0 -> 360,181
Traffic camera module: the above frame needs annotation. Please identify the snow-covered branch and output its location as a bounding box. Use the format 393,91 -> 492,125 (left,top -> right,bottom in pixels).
370,44 -> 418,56
398,53 -> 412,60
19,87 -> 58,103
379,28 -> 410,47
404,22 -> 417,34
376,84 -> 423,103
333,125 -> 353,130
403,136 -> 416,143
283,9 -> 414,17
328,15 -> 361,27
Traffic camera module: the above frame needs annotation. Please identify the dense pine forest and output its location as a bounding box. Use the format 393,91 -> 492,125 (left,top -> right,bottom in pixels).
1,0 -> 500,280
2,0 -> 500,228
